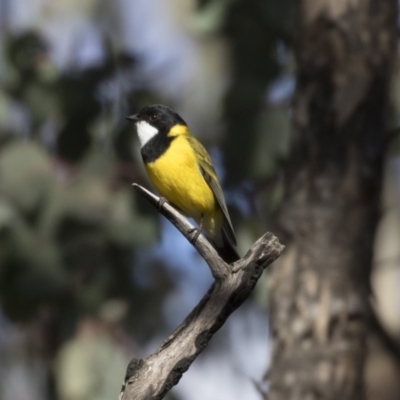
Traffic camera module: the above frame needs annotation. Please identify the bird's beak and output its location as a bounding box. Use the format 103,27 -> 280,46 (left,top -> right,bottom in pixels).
126,114 -> 138,122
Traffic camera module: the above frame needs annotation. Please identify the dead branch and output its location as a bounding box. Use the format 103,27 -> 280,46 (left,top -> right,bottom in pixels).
118,183 -> 284,400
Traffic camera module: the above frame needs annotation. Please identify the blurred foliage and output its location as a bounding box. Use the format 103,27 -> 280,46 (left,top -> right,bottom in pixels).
0,0 -> 299,399
0,21 -> 177,399
222,0 -> 297,186
0,28 -> 164,328
56,315 -> 131,400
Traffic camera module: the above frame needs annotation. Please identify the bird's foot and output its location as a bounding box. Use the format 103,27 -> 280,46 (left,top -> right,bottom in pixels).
188,227 -> 202,244
158,197 -> 168,210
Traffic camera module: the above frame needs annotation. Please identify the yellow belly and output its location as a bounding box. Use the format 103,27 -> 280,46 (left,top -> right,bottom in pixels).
144,136 -> 221,237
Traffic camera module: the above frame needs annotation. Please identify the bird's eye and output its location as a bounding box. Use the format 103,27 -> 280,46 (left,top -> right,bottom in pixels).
149,113 -> 158,122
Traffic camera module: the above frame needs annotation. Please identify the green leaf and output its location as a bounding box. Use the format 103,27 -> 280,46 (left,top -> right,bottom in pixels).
0,142 -> 55,214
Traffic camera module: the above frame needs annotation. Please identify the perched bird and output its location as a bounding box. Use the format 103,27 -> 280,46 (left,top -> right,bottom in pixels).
126,104 -> 240,263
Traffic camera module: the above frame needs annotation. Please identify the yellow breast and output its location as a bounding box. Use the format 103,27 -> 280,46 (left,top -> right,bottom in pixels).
144,135 -> 216,221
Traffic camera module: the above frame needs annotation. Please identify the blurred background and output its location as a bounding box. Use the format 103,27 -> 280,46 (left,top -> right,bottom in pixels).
0,1 -> 399,400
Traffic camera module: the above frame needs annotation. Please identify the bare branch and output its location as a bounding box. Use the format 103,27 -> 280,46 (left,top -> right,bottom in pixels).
132,183 -> 229,280
119,183 -> 284,400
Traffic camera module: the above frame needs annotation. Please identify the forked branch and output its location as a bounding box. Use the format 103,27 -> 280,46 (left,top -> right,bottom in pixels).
118,183 -> 284,400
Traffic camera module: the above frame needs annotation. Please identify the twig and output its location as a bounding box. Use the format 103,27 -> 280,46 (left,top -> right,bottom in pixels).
132,183 -> 229,280
118,183 -> 284,400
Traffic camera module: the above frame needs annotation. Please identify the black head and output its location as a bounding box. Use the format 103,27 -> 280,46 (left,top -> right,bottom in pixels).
126,104 -> 188,162
126,104 -> 187,135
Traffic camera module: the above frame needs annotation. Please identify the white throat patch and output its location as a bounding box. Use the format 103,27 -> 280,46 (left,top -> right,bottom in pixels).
136,121 -> 159,147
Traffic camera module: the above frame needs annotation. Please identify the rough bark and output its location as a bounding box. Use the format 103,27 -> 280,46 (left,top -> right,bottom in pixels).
118,184 -> 283,400
267,1 -> 398,400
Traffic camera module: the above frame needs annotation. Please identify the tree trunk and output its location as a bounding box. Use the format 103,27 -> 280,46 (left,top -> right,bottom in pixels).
267,1 -> 398,399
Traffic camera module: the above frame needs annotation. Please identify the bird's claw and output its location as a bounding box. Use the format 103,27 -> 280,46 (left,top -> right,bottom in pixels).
158,197 -> 168,210
188,227 -> 202,244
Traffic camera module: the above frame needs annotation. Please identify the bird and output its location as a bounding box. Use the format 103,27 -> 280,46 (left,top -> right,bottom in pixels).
126,104 -> 240,263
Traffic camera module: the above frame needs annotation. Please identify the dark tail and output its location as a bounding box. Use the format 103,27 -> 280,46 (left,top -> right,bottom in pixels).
211,237 -> 240,264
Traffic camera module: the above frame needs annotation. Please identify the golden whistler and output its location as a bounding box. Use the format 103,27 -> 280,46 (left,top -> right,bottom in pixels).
127,104 -> 239,263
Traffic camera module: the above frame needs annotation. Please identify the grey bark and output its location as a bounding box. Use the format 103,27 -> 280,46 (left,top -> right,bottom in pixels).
267,1 -> 398,400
